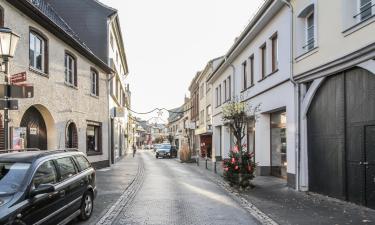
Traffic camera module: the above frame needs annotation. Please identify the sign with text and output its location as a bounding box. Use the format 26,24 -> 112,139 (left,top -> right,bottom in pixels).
10,72 -> 27,84
11,127 -> 26,149
0,84 -> 34,98
0,99 -> 18,110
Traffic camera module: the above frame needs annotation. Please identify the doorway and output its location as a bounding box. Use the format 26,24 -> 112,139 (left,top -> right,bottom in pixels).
66,122 -> 78,149
270,111 -> 287,178
20,106 -> 47,150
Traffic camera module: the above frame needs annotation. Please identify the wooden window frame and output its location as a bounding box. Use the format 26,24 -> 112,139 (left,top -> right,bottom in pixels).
270,32 -> 278,72
260,43 -> 267,79
29,28 -> 49,75
242,60 -> 247,90
90,68 -> 99,96
249,55 -> 254,86
64,51 -> 77,87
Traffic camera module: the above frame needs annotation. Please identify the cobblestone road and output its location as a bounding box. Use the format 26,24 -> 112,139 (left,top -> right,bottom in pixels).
110,150 -> 261,225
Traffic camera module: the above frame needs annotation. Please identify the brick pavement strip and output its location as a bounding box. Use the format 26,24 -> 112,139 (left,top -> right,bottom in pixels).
94,156 -> 145,225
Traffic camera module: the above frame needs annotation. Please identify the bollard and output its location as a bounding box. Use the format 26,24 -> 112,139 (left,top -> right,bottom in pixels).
214,161 -> 217,173
205,159 -> 208,169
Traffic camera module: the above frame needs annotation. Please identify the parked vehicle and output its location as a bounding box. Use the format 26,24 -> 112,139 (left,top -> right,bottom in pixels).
155,144 -> 177,158
153,144 -> 162,152
0,150 -> 97,225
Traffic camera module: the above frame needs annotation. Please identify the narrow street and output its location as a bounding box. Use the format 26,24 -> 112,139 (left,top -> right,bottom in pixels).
79,150 -> 262,225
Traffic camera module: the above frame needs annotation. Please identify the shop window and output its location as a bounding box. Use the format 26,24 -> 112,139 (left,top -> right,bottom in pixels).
270,111 -> 287,179
86,122 -> 102,155
64,52 -> 77,87
29,30 -> 48,74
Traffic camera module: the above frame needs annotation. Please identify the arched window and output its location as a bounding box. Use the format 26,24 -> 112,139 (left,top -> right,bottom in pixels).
66,121 -> 78,149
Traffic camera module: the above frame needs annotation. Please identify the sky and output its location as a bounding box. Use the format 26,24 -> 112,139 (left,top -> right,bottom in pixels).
99,0 -> 265,122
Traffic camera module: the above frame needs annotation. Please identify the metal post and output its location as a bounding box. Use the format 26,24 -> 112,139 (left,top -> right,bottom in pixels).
205,158 -> 208,169
3,57 -> 9,150
214,161 -> 217,173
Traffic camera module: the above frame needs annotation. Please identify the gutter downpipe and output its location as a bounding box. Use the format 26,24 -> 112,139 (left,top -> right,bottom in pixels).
281,0 -> 301,191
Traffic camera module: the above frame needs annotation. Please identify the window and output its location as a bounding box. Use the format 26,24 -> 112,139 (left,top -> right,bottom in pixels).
200,110 -> 205,125
242,60 -> 247,90
359,0 -> 374,21
0,7 -> 4,27
56,157 -> 77,181
75,155 -> 91,171
223,80 -> 227,101
207,105 -> 212,122
65,53 -> 77,87
215,88 -> 219,107
200,83 -> 204,99
305,12 -> 315,51
32,161 -> 57,188
29,31 -> 47,73
260,44 -> 267,79
91,69 -> 99,96
87,122 -> 102,155
227,76 -> 231,101
218,84 -> 222,106
249,55 -> 254,86
271,33 -> 278,72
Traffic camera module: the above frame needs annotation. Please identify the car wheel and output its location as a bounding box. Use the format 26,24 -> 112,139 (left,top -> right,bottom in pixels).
79,191 -> 94,221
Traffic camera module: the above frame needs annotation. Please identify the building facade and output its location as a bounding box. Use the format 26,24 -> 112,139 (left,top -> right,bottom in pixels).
291,0 -> 375,208
46,0 -> 131,164
208,0 -> 297,187
3,0 -> 113,168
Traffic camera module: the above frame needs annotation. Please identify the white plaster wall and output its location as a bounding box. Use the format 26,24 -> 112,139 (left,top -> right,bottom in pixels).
3,1 -> 110,164
291,0 -> 375,76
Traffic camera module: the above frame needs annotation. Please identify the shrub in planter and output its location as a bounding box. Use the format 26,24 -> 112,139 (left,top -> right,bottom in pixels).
223,145 -> 256,188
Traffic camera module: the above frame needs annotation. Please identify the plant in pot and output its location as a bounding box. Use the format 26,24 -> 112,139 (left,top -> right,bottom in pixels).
222,99 -> 260,188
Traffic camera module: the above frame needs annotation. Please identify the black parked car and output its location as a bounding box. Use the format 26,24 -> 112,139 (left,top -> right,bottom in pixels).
0,150 -> 97,225
155,144 -> 177,158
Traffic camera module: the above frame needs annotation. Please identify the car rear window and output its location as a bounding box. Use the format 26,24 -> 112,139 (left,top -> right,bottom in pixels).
55,157 -> 77,181
75,155 -> 91,171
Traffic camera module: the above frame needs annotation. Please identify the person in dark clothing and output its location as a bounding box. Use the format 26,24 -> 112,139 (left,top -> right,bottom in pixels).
132,144 -> 136,157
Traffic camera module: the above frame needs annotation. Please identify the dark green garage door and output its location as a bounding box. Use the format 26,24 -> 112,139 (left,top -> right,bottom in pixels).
307,67 -> 375,208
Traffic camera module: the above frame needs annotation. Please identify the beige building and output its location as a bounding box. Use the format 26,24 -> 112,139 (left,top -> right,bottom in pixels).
2,0 -> 113,168
291,0 -> 375,208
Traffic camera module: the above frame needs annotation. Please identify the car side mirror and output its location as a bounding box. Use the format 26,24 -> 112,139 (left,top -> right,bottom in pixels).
30,184 -> 55,197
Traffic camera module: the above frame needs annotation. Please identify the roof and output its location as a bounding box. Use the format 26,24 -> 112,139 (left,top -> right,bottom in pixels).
7,0 -> 113,74
31,0 -> 91,51
0,150 -> 81,163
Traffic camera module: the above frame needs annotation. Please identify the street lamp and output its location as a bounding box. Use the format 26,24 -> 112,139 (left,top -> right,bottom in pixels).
0,27 -> 20,150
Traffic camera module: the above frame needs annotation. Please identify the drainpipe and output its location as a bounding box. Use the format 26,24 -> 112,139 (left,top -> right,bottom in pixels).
281,0 -> 302,191
107,73 -> 115,167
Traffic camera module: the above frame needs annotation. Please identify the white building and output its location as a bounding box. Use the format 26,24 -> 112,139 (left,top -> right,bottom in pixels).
291,0 -> 375,208
208,0 -> 297,187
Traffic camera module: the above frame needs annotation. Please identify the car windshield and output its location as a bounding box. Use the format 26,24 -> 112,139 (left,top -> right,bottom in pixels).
0,162 -> 30,195
159,145 -> 171,149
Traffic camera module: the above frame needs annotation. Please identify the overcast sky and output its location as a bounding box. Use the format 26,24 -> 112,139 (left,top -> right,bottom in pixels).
99,0 -> 264,122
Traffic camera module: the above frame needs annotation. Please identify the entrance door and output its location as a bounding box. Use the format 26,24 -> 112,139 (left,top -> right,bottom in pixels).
270,111 -> 287,178
365,126 -> 375,208
20,107 -> 47,150
308,67 -> 375,207
66,122 -> 78,149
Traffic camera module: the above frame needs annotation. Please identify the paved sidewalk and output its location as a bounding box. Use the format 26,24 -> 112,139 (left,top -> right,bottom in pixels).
73,153 -> 140,225
186,162 -> 375,225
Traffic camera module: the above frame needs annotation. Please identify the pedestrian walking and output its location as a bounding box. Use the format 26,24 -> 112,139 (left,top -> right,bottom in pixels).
132,144 -> 136,157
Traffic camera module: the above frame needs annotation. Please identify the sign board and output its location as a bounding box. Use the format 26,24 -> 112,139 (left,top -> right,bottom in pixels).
114,107 -> 125,117
0,99 -> 18,110
0,84 -> 34,98
29,128 -> 37,135
10,72 -> 27,84
11,127 -> 27,149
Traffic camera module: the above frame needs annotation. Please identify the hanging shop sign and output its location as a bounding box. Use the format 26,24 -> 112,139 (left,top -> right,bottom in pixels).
0,99 -> 18,110
0,84 -> 34,99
